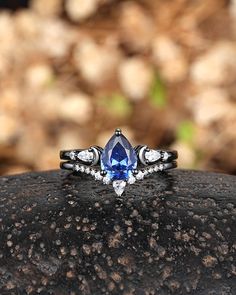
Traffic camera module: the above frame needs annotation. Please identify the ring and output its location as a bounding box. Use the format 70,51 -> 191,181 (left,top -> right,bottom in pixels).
60,129 -> 178,196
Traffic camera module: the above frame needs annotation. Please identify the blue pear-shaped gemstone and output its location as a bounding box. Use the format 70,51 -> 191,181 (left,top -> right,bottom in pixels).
101,133 -> 137,181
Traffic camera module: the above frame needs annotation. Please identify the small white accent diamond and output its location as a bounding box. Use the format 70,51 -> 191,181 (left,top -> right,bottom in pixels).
145,150 -> 161,162
74,164 -> 80,171
159,164 -> 164,171
80,166 -> 85,172
103,175 -> 110,184
143,170 -> 148,176
85,167 -> 90,174
69,151 -> 76,160
127,175 -> 136,184
163,152 -> 169,161
136,171 -> 144,180
95,171 -> 103,180
77,150 -> 94,162
90,169 -> 95,176
154,165 -> 159,172
148,167 -> 154,173
113,180 -> 126,196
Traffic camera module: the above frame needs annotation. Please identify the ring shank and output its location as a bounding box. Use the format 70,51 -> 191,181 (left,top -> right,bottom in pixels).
60,145 -> 178,173
60,160 -> 177,172
60,162 -> 74,170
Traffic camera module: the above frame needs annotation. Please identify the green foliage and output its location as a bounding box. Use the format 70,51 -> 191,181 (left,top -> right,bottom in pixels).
150,75 -> 167,108
177,121 -> 195,144
100,93 -> 132,118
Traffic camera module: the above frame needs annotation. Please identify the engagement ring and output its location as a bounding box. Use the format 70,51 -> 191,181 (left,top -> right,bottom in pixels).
60,129 -> 178,196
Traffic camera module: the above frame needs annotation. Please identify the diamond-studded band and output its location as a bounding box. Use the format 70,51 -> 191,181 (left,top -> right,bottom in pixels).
60,160 -> 177,173
60,128 -> 178,196
60,160 -> 177,186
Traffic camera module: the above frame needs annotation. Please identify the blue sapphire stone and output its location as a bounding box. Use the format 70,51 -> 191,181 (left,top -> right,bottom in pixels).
101,133 -> 137,181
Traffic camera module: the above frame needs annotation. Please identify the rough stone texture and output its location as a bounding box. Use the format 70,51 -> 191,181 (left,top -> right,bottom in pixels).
0,169 -> 236,295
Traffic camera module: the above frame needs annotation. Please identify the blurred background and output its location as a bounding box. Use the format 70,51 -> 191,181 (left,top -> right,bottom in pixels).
0,0 -> 236,176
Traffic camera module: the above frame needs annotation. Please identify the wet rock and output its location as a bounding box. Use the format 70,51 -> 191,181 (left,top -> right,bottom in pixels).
0,169 -> 235,294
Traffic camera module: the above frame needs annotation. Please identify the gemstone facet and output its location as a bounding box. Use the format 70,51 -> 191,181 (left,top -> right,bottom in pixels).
112,180 -> 126,196
101,132 -> 137,195
69,151 -> 76,160
77,150 -> 94,162
145,150 -> 161,162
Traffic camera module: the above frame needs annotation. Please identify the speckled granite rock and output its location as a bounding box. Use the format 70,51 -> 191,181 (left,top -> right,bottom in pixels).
0,170 -> 236,295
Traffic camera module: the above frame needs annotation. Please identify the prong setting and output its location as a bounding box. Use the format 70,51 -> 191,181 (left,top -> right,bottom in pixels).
115,128 -> 122,136
100,170 -> 107,176
90,146 -> 100,166
132,169 -> 139,175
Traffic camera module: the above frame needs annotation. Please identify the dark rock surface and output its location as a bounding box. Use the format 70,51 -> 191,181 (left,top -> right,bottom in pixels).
0,169 -> 236,295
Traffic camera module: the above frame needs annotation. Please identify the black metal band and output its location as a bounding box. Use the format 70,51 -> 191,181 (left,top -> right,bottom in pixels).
60,149 -> 84,160
60,146 -> 101,159
60,160 -> 177,173
163,161 -> 177,170
60,161 -> 100,171
60,146 -> 102,166
135,145 -> 178,166
60,161 -> 74,171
